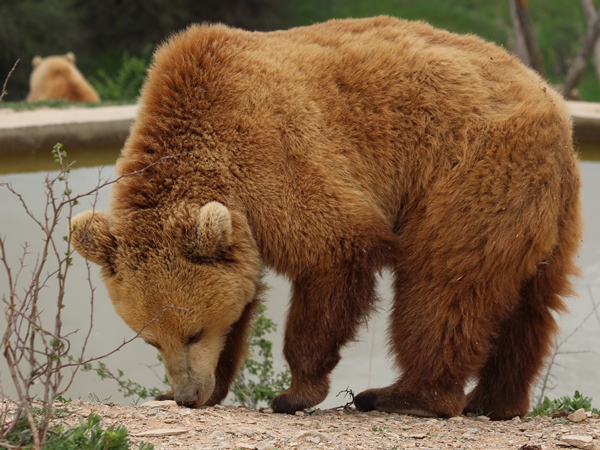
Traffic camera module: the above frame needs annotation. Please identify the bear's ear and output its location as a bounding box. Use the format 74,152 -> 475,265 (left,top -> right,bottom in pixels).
70,210 -> 116,269
32,56 -> 42,67
184,202 -> 233,261
65,52 -> 75,63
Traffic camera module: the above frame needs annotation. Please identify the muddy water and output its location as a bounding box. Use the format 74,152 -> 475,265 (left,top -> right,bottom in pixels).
1,145 -> 599,410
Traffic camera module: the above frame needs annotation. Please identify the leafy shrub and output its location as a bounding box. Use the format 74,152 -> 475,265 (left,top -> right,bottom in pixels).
90,50 -> 151,102
530,391 -> 600,417
81,355 -> 167,405
5,411 -> 153,449
230,303 -> 291,408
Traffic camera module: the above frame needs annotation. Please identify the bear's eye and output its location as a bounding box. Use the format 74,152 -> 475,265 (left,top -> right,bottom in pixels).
186,330 -> 204,346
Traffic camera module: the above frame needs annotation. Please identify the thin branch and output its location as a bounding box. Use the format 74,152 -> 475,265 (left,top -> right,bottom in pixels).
1,60 -> 19,102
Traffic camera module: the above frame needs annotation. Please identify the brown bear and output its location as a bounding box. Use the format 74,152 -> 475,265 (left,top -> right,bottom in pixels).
26,52 -> 100,102
70,16 -> 582,419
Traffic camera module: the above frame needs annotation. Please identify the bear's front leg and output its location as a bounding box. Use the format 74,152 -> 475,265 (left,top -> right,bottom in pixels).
206,296 -> 262,405
271,266 -> 380,414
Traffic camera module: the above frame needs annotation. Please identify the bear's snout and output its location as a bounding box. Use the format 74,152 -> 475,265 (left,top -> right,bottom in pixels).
174,391 -> 199,408
168,369 -> 216,408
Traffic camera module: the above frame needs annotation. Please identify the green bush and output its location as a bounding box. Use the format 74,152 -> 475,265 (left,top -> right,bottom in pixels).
529,391 -> 600,417
82,360 -> 166,405
90,50 -> 151,102
230,304 -> 291,408
5,412 -> 153,449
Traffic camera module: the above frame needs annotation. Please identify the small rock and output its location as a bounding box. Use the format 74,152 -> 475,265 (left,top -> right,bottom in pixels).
295,411 -> 305,417
136,428 -> 188,437
466,427 -> 479,434
567,408 -> 587,423
512,416 -> 522,423
448,416 -> 464,423
139,400 -> 177,408
559,434 -> 594,449
461,433 -> 477,441
289,430 -> 330,442
476,415 -> 491,421
235,444 -> 256,450
410,433 -> 427,439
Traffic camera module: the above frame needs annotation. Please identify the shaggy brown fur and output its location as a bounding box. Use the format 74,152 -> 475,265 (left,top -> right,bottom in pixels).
26,52 -> 100,102
70,16 -> 582,419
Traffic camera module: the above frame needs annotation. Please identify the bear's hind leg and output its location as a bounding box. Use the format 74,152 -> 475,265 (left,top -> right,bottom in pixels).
464,258 -> 576,419
353,268 -> 498,418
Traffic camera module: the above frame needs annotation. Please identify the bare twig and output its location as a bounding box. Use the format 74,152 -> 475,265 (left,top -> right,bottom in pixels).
534,286 -> 600,405
1,59 -> 19,102
0,147 -> 180,448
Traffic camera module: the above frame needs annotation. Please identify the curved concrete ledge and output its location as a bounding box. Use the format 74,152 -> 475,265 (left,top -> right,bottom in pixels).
0,101 -> 598,153
0,104 -> 138,152
567,101 -> 600,143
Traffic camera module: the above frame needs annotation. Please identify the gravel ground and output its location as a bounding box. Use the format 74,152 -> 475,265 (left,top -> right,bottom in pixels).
7,399 -> 599,450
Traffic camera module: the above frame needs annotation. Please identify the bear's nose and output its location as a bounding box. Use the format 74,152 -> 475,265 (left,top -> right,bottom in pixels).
175,392 -> 199,408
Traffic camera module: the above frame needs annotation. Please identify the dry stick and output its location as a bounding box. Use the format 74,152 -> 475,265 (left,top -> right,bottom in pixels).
0,153 -> 181,448
1,237 -> 56,447
563,12 -> 600,98
535,285 -> 600,405
589,285 -> 600,325
1,152 -> 181,447
61,305 -> 191,370
0,60 -> 19,102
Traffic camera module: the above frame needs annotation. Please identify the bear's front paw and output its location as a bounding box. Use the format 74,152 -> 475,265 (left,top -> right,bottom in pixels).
271,390 -> 313,414
271,383 -> 328,414
353,389 -> 377,412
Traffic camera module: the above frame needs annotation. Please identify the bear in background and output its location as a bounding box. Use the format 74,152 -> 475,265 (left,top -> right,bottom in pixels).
70,16 -> 582,420
26,52 -> 100,103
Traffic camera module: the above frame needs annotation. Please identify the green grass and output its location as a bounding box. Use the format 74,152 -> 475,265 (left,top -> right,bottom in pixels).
0,99 -> 135,111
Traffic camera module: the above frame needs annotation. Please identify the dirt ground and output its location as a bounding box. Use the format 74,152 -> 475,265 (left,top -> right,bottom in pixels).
9,398 -> 598,450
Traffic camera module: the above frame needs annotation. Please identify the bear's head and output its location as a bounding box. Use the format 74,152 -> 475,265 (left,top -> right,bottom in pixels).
31,51 -> 76,69
70,201 -> 261,406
